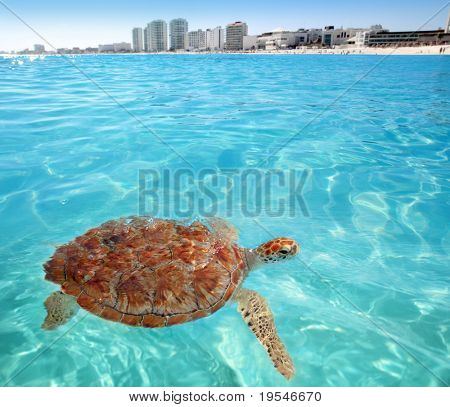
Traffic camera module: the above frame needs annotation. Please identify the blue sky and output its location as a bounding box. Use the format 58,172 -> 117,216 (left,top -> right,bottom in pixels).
0,0 -> 449,51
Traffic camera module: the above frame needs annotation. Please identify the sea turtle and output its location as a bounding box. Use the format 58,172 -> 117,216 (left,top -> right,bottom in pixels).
43,217 -> 300,379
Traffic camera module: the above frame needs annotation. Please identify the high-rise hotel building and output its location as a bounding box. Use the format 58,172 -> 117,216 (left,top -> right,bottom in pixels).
144,24 -> 150,51
132,27 -> 143,52
206,26 -> 225,50
169,18 -> 188,51
148,20 -> 167,52
185,29 -> 206,50
225,21 -> 248,50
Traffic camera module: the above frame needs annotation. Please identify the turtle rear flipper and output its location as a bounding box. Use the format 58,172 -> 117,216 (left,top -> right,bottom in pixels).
42,291 -> 78,330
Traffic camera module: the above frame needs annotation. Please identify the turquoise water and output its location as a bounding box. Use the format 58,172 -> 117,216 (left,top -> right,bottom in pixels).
0,54 -> 449,387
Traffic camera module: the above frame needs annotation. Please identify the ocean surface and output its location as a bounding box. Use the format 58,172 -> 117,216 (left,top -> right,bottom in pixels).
0,54 -> 449,387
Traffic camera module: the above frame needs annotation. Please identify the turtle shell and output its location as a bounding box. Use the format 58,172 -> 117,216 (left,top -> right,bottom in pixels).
44,217 -> 246,327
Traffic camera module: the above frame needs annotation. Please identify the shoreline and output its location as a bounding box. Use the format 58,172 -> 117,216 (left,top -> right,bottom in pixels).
2,44 -> 449,57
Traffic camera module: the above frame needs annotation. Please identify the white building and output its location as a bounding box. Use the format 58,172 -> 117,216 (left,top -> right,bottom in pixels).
206,26 -> 224,50
225,21 -> 248,50
185,29 -> 206,51
206,29 -> 212,50
144,25 -> 150,51
322,25 -> 376,46
170,18 -> 188,51
255,28 -> 316,50
321,26 -> 335,46
113,42 -> 132,52
132,27 -> 143,52
98,44 -> 114,52
257,29 -> 298,50
243,35 -> 258,50
294,30 -> 309,46
34,44 -> 45,53
306,28 -> 322,43
337,28 -> 369,45
148,20 -> 168,52
98,43 -> 131,52
352,31 -> 365,47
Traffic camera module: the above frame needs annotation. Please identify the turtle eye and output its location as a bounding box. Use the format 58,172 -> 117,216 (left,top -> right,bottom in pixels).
279,249 -> 289,255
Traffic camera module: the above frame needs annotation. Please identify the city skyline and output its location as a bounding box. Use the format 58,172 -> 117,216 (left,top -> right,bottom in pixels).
1,0 -> 449,51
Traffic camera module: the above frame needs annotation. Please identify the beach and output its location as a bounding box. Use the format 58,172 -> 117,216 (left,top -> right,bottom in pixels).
2,44 -> 449,57
257,44 -> 450,55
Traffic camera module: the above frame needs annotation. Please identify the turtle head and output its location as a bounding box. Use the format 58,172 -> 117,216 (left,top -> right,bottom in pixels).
255,238 -> 300,264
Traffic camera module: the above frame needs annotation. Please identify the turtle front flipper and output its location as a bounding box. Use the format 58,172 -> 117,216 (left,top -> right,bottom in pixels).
235,288 -> 295,380
42,291 -> 78,330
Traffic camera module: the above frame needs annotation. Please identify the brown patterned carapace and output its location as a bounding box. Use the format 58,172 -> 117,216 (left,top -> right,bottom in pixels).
44,217 -> 246,328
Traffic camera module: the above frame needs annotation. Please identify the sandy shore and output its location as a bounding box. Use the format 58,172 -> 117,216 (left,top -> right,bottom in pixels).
2,44 -> 449,57
259,44 -> 450,55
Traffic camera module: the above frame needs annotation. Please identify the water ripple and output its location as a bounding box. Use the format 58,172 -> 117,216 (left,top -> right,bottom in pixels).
0,54 -> 449,386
